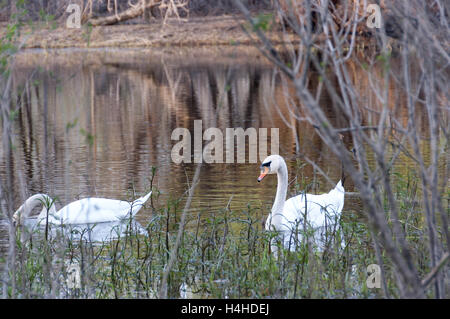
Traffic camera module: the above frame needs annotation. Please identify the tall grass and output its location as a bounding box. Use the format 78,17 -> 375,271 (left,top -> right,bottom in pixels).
1,166 -> 437,299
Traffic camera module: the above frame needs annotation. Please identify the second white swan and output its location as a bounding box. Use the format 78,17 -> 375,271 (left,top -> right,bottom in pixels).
13,191 -> 152,225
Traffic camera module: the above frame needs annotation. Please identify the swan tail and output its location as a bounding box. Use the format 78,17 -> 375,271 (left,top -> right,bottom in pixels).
130,191 -> 152,216
335,180 -> 344,192
333,181 -> 345,215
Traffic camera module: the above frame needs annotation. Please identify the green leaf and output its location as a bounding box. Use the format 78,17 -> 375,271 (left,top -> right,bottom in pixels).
252,13 -> 273,32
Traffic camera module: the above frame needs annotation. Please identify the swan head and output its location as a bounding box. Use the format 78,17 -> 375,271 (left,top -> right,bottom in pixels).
258,155 -> 285,182
11,204 -> 43,226
12,206 -> 23,226
12,194 -> 56,226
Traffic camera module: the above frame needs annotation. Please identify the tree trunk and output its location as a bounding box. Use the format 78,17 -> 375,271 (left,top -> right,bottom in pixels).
88,1 -> 161,26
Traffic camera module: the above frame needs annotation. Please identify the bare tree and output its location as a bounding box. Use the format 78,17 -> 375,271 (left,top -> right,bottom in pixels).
235,0 -> 449,298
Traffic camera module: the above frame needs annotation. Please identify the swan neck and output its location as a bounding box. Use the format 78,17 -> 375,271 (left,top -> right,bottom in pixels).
16,194 -> 53,220
272,161 -> 288,227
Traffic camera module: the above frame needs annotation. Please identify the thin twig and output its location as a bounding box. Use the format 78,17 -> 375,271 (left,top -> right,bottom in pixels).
159,163 -> 202,299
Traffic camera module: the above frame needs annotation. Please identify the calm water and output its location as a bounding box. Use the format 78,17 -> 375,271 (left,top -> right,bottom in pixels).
0,47 -> 435,250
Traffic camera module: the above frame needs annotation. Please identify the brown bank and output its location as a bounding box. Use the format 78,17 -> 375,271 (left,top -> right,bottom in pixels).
3,15 -> 299,49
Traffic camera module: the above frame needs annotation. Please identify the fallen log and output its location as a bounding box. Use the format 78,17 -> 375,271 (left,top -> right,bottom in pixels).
88,1 -> 162,26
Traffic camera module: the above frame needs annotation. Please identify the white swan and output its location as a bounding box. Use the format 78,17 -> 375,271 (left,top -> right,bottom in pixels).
258,155 -> 345,255
13,191 -> 152,225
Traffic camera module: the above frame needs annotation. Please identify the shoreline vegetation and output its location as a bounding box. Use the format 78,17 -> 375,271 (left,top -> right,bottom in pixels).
1,15 -> 302,50
0,1 -> 394,51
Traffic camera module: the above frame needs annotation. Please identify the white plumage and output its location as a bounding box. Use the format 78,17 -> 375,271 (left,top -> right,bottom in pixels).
258,155 -> 345,254
13,192 -> 152,225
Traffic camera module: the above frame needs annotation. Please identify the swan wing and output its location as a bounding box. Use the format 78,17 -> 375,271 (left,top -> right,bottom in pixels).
32,192 -> 151,225
279,188 -> 344,251
283,185 -> 344,229
54,198 -> 136,224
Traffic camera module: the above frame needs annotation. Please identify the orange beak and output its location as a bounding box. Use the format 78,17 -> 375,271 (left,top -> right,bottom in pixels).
258,166 -> 269,182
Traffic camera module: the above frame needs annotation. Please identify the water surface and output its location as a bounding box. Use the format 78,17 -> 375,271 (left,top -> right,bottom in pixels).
0,47 -> 437,249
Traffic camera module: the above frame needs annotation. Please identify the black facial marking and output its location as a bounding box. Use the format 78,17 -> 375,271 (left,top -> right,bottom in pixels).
261,161 -> 272,168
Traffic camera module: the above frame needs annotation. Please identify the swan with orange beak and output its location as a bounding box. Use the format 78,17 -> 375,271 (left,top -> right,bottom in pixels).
258,155 -> 345,257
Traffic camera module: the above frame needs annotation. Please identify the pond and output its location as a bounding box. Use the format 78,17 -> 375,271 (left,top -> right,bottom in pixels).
0,46 -> 435,258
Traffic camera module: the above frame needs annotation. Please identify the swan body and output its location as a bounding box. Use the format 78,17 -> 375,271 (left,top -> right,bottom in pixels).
258,155 -> 344,253
13,192 -> 152,225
